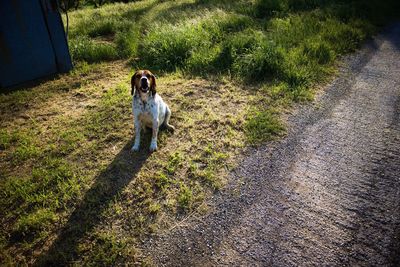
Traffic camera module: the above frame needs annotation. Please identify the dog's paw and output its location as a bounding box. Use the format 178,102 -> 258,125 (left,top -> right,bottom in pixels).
131,145 -> 140,152
149,142 -> 157,152
166,124 -> 175,133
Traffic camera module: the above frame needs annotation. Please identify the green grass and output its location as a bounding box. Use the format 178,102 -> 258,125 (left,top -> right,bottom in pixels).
14,208 -> 58,237
1,0 -> 399,265
78,232 -> 139,266
65,0 -> 396,82
64,0 -> 389,122
69,36 -> 118,63
0,72 -> 246,265
245,108 -> 285,143
177,183 -> 193,210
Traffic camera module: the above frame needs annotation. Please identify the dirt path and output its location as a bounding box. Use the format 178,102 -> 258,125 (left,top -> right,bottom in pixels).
144,23 -> 400,266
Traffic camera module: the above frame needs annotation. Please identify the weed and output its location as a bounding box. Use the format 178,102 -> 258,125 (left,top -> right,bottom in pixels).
115,29 -> 139,58
245,109 -> 285,144
189,164 -> 221,190
148,202 -> 161,214
9,130 -> 43,163
58,130 -> 85,155
69,36 -> 118,63
287,0 -> 320,11
0,130 -> 11,150
154,172 -> 171,191
254,0 -> 288,18
71,61 -> 95,76
322,22 -> 366,53
166,152 -> 183,175
13,208 -> 57,236
140,22 -> 210,71
69,5 -> 135,38
185,45 -> 223,75
233,42 -> 283,82
302,39 -> 334,64
81,233 -> 137,266
139,10 -> 253,73
177,183 -> 193,210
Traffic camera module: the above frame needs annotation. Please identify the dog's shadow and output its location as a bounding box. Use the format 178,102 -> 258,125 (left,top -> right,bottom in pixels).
34,139 -> 150,266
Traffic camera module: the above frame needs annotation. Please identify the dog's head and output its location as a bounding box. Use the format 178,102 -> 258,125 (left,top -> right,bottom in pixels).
131,70 -> 156,96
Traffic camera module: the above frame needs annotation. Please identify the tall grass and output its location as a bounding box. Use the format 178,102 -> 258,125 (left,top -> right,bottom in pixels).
66,1 -> 153,62
69,37 -> 118,62
65,0 -> 398,143
67,0 -> 398,75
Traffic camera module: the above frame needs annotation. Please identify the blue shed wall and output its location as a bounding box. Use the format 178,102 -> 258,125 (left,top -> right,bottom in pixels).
0,0 -> 72,89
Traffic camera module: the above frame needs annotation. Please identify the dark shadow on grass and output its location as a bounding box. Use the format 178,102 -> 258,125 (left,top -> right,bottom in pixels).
34,139 -> 151,266
121,0 -> 162,20
386,21 -> 400,51
0,73 -> 62,94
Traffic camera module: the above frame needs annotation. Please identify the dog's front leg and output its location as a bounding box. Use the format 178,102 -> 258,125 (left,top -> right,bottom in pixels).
149,118 -> 159,152
132,116 -> 141,152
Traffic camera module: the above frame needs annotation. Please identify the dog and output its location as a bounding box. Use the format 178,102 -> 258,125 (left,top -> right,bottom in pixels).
131,70 -> 174,152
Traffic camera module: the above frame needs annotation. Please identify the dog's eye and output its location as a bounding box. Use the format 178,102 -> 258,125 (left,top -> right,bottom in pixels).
146,74 -> 151,78
136,74 -> 141,79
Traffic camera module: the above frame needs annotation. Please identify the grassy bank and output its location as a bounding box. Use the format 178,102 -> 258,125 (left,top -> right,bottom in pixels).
1,0 -> 398,265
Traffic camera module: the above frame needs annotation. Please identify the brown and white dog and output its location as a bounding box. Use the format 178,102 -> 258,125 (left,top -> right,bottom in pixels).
131,70 -> 174,152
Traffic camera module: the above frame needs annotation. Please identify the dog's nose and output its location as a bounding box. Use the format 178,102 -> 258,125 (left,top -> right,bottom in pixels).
141,77 -> 148,89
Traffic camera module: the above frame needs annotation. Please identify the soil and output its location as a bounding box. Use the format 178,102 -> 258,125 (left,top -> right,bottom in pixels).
144,23 -> 400,266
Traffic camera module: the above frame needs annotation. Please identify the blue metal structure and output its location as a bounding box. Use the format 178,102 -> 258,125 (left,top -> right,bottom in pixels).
0,0 -> 72,89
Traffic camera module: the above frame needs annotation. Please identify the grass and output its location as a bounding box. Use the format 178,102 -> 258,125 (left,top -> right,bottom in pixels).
245,108 -> 285,143
1,0 -> 399,265
69,36 -> 118,63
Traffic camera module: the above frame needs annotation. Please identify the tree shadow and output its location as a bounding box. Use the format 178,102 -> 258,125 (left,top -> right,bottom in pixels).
0,73 -> 62,94
385,21 -> 400,51
121,0 -> 163,20
34,139 -> 150,266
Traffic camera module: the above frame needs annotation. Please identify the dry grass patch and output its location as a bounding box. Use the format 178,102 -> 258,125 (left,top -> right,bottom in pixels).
0,67 -> 256,265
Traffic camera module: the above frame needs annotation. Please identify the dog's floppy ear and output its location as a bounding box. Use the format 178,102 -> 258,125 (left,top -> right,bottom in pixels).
131,73 -> 136,96
150,74 -> 157,96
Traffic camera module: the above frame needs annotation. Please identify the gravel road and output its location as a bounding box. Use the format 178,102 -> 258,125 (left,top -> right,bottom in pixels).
145,23 -> 400,266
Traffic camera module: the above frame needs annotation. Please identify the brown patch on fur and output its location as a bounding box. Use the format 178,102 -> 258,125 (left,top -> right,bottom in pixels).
149,72 -> 156,96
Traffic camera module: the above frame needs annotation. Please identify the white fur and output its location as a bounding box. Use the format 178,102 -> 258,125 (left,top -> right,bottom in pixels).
131,90 -> 172,152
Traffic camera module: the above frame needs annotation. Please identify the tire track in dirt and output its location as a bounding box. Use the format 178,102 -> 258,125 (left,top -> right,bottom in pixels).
144,23 -> 400,266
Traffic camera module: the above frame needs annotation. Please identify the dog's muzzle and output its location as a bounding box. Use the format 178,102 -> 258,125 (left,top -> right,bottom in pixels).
140,77 -> 149,92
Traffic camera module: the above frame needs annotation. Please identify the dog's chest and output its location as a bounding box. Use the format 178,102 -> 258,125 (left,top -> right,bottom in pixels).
134,96 -> 155,111
134,97 -> 155,125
